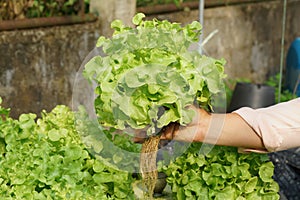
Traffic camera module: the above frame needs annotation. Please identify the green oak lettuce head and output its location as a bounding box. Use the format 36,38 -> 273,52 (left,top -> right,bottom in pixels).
83,13 -> 226,135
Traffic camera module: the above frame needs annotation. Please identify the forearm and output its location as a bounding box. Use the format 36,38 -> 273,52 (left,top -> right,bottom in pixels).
202,98 -> 300,152
206,113 -> 265,150
170,109 -> 265,150
162,98 -> 300,153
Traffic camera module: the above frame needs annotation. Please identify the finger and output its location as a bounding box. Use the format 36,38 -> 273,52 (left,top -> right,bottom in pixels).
160,123 -> 177,140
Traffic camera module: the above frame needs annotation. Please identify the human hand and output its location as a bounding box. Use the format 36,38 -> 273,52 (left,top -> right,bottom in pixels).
133,106 -> 210,143
160,106 -> 209,142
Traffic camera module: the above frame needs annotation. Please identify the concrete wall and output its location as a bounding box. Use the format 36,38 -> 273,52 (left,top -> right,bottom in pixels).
1,0 -> 299,118
151,0 -> 300,83
0,22 -> 101,117
89,0 -> 136,37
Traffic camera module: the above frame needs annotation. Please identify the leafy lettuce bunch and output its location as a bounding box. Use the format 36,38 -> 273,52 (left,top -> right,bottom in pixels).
83,13 -> 226,135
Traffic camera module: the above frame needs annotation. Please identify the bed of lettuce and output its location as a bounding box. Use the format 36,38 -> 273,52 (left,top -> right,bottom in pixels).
158,142 -> 279,199
0,97 -> 280,200
0,98 -> 136,200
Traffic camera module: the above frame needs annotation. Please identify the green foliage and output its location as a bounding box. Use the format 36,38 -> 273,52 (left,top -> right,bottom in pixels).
0,97 -> 10,119
84,13 -> 226,136
224,73 -> 297,107
136,0 -> 195,7
264,73 -> 297,102
26,0 -> 90,18
161,143 -> 280,200
0,0 -> 90,20
76,107 -> 142,173
0,102 -> 135,200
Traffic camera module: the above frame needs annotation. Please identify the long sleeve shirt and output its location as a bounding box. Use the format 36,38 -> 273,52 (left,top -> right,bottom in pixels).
233,98 -> 300,152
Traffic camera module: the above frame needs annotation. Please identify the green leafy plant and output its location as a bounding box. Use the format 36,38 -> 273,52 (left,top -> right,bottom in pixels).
265,73 -> 297,102
76,107 -> 142,173
224,73 -> 297,106
160,143 -> 280,199
136,0 -> 195,7
0,0 -> 90,20
84,13 -> 226,136
0,99 -> 135,200
26,0 -> 90,18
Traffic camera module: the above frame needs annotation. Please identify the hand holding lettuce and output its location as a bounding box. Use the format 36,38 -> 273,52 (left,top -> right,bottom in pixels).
83,13 -> 226,136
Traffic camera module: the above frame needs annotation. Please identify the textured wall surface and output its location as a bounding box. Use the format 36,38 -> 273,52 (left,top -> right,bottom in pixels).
151,0 -> 300,83
0,0 -> 299,118
0,22 -> 101,117
90,0 -> 136,37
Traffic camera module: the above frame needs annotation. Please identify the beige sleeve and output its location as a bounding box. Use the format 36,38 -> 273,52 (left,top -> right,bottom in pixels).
233,98 -> 300,153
